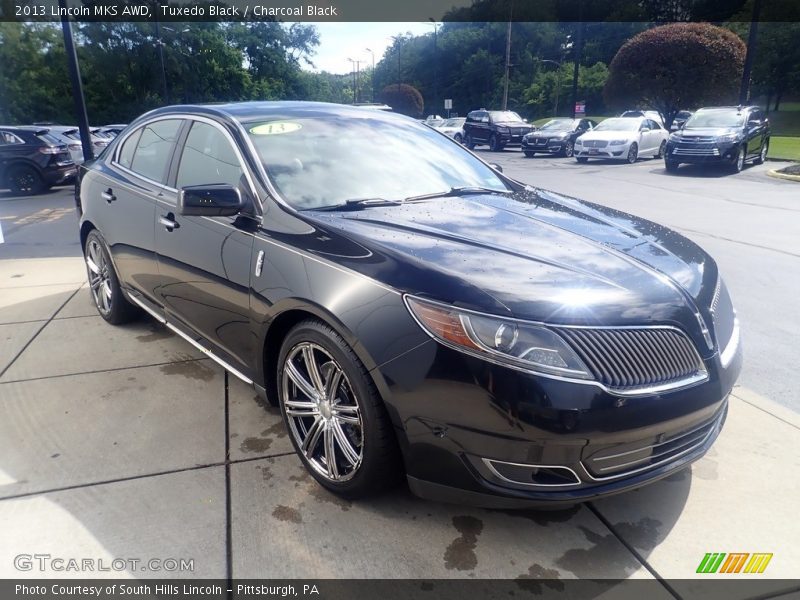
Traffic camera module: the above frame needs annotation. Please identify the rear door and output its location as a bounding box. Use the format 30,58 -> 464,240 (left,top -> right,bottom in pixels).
101,118 -> 182,306
154,117 -> 258,373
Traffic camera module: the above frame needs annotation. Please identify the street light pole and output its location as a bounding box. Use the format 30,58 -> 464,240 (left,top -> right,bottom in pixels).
501,0 -> 513,111
154,4 -> 169,104
428,19 -> 440,117
347,58 -> 362,104
539,59 -> 561,117
58,0 -> 93,162
365,48 -> 375,102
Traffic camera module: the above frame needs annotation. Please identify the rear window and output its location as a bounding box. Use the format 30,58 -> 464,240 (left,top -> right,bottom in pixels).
37,133 -> 63,146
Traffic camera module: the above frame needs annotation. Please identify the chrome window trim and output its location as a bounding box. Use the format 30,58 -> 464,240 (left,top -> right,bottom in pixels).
482,459 -> 582,488
403,294 -> 709,397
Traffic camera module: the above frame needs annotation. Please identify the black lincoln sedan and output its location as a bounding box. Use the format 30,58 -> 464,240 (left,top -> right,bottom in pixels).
76,102 -> 741,507
665,106 -> 770,173
521,118 -> 597,158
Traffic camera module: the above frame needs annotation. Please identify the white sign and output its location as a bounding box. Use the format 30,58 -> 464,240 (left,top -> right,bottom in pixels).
444,99 -> 453,110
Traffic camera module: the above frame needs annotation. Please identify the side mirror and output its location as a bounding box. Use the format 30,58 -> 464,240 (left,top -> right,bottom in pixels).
489,163 -> 503,173
179,184 -> 242,217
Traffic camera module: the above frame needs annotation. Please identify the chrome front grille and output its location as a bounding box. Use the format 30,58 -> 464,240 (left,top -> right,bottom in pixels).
673,146 -> 720,156
680,136 -> 716,143
555,326 -> 706,391
582,411 -> 721,479
582,140 -> 608,148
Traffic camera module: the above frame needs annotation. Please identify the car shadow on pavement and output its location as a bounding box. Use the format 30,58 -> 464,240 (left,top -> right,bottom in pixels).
0,285 -> 694,582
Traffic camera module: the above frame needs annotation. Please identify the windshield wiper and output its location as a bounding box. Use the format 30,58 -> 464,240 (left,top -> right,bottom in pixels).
313,197 -> 403,211
405,186 -> 512,202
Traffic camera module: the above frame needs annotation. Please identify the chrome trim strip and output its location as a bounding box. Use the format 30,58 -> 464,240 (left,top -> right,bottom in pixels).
403,294 -> 709,397
164,322 -> 254,385
125,292 -> 166,324
482,459 -> 582,488
580,412 -> 721,482
719,317 -> 740,368
126,291 -> 253,385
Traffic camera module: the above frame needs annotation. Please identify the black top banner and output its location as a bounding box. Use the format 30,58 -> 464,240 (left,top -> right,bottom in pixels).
3,0 -> 800,23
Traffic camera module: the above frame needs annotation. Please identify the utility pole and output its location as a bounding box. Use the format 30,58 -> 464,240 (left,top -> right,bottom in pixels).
570,21 -> 584,118
347,58 -> 362,103
58,0 -> 93,162
154,3 -> 169,104
739,0 -> 763,105
501,0 -> 513,111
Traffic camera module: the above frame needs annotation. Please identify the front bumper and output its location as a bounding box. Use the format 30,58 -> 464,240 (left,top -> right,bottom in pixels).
574,141 -> 631,160
379,331 -> 741,508
666,141 -> 739,164
522,137 -> 568,154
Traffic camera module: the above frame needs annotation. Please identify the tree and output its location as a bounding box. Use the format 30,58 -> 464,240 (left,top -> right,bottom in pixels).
379,84 -> 424,118
604,23 -> 746,128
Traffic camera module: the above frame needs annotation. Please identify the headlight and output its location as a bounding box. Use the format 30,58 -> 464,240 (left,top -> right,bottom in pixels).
497,126 -> 510,133
717,133 -> 738,143
555,132 -> 569,139
405,296 -> 593,380
669,132 -> 682,142
609,139 -> 628,145
574,138 -> 583,145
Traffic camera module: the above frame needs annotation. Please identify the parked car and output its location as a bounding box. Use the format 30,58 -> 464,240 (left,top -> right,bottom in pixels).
435,117 -> 466,143
0,126 -> 76,194
574,117 -> 668,163
422,115 -> 445,128
620,110 -> 665,128
521,118 -> 597,157
463,109 -> 534,151
97,124 -> 129,138
664,106 -> 769,174
76,102 -> 740,507
670,111 -> 694,132
45,126 -> 110,164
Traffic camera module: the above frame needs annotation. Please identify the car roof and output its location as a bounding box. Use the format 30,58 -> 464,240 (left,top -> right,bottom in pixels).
696,106 -> 758,112
138,101 -> 413,126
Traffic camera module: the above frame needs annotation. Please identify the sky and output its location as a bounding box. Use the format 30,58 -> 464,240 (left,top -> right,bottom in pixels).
304,22 -> 434,74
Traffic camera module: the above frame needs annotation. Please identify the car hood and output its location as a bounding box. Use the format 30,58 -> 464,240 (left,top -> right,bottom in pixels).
302,189 -> 718,352
578,130 -> 637,142
674,127 -> 739,138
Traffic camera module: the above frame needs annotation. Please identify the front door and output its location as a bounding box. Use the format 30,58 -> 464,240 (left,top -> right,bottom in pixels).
154,118 -> 257,372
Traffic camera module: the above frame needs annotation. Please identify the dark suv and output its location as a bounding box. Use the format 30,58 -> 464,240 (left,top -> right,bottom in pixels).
463,110 -> 534,151
665,106 -> 770,173
0,127 -> 76,194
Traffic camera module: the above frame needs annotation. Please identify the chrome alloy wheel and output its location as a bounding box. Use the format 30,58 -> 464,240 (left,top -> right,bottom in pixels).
86,239 -> 113,315
737,147 -> 745,171
281,342 -> 364,482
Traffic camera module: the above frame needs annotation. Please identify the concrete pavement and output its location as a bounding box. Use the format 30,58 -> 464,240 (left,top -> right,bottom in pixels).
0,255 -> 797,592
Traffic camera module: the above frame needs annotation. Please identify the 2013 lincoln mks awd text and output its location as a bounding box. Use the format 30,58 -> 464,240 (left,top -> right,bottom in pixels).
76,102 -> 741,507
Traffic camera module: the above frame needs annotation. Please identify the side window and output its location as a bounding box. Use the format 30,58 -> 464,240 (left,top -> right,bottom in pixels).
176,121 -> 244,190
648,119 -> 660,130
117,128 -> 142,169
129,119 -> 182,183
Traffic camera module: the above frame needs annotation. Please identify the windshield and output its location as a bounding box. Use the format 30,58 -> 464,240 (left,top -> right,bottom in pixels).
539,119 -> 575,131
443,118 -> 464,127
594,118 -> 640,132
246,116 -> 508,210
489,111 -> 523,123
685,111 -> 745,128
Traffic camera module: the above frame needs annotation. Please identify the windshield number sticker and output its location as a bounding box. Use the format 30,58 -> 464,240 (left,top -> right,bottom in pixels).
250,122 -> 302,136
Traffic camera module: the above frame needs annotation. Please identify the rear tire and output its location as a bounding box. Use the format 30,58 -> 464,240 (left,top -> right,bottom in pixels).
84,230 -> 140,325
6,165 -> 44,195
454,133 -> 463,144
656,140 -> 667,158
755,139 -> 768,165
277,319 -> 402,499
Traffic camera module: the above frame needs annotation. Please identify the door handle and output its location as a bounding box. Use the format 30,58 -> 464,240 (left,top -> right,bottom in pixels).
101,189 -> 116,203
159,213 -> 179,232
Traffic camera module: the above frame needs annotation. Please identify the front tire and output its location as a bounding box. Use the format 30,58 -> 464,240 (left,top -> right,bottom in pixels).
626,143 -> 639,164
277,320 -> 401,499
489,134 -> 502,152
524,151 -> 535,158
563,141 -> 574,157
6,165 -> 44,195
665,159 -> 680,173
465,134 -> 476,150
732,146 -> 745,173
84,230 -> 140,324
576,156 -> 589,163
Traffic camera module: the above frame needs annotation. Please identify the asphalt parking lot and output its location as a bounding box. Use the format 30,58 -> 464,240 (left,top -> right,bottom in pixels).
0,156 -> 798,593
